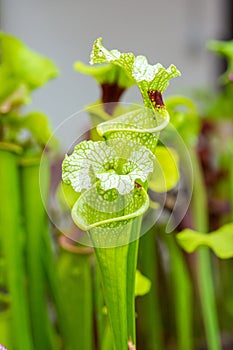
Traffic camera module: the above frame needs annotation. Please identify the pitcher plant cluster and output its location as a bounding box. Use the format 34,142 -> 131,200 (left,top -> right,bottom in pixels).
0,32 -> 233,350
61,37 -> 181,349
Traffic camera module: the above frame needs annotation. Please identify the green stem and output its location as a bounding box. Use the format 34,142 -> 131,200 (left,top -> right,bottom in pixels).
94,262 -> 111,348
0,305 -> 13,349
20,156 -> 57,350
93,216 -> 142,350
165,234 -> 193,350
41,229 -> 73,348
137,227 -> 163,350
38,157 -> 72,347
57,239 -> 93,350
93,261 -> 115,349
101,322 -> 114,350
229,155 -> 233,221
190,148 -> 221,350
126,227 -> 140,344
0,144 -> 33,350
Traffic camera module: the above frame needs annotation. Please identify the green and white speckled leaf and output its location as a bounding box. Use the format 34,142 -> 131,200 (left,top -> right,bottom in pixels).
62,139 -> 155,195
176,223 -> 233,259
90,37 -> 181,108
71,183 -> 149,246
62,141 -> 110,192
97,106 -> 169,153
